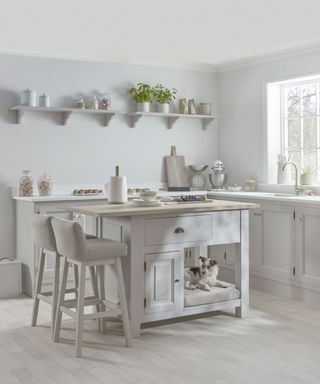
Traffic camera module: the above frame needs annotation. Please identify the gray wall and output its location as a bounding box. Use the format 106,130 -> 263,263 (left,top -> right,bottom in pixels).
0,54 -> 218,259
218,49 -> 320,185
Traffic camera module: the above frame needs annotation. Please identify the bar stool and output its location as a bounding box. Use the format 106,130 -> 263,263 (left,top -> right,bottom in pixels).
31,215 -> 99,337
51,217 -> 132,357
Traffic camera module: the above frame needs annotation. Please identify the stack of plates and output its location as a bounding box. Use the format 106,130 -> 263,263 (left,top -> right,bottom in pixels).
131,199 -> 162,207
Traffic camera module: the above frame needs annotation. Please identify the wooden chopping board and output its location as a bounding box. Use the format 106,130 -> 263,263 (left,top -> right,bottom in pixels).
165,146 -> 189,189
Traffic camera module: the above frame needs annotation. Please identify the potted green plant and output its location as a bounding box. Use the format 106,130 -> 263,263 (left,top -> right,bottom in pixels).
127,83 -> 154,112
153,84 -> 177,113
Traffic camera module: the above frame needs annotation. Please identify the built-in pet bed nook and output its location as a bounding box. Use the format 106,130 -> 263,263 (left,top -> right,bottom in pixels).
184,282 -> 240,307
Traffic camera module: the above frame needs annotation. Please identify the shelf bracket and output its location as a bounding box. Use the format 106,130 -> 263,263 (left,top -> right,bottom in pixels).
104,113 -> 115,127
167,116 -> 179,129
202,118 -> 214,131
130,114 -> 142,128
16,109 -> 25,124
63,112 -> 72,126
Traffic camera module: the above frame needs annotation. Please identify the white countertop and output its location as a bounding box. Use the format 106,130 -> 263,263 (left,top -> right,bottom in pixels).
61,199 -> 259,218
13,190 -> 207,202
207,190 -> 320,205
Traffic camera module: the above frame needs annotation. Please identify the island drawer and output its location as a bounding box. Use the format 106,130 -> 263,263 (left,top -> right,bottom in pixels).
211,211 -> 240,244
144,215 -> 212,246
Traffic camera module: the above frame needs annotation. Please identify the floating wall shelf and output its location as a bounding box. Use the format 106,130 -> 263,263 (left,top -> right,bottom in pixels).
127,111 -> 219,130
9,106 -> 125,127
9,106 -> 219,130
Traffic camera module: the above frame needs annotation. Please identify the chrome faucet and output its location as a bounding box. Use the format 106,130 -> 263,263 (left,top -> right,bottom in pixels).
282,161 -> 304,195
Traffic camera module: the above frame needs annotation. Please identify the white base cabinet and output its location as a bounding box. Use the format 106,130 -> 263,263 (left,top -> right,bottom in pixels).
210,195 -> 320,301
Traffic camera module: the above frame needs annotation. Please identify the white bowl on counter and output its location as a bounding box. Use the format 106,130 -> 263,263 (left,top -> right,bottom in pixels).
139,190 -> 157,201
228,185 -> 242,192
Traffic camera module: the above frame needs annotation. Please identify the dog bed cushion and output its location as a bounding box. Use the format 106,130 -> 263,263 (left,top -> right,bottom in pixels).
184,282 -> 240,307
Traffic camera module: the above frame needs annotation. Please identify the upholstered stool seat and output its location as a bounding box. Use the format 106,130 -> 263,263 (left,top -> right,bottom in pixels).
85,238 -> 127,260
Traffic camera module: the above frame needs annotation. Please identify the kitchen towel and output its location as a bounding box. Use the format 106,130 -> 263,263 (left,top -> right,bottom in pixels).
108,176 -> 128,203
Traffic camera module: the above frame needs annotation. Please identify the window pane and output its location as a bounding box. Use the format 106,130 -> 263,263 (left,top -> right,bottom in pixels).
303,118 -> 317,148
285,86 -> 300,118
302,83 -> 317,116
288,119 -> 301,148
303,149 -> 317,178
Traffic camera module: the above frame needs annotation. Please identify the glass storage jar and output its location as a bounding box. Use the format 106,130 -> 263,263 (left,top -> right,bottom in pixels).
37,173 -> 53,196
19,170 -> 33,196
99,94 -> 111,110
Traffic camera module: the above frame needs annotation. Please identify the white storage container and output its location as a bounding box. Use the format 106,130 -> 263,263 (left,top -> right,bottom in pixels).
0,260 -> 22,299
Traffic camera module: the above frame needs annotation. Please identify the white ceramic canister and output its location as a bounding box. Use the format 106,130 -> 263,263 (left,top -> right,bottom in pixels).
39,93 -> 50,108
20,88 -> 37,107
199,103 -> 212,115
105,176 -> 128,203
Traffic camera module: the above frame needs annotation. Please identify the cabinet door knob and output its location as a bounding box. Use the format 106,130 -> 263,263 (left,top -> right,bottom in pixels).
174,279 -> 180,283
174,227 -> 185,234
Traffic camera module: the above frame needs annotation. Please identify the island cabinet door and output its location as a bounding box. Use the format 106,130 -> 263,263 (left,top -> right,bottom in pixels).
144,251 -> 181,315
295,207 -> 320,287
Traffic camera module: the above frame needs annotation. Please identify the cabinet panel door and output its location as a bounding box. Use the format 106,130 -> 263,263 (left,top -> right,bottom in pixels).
260,203 -> 294,280
145,251 -> 180,314
250,207 -> 262,272
295,207 -> 320,287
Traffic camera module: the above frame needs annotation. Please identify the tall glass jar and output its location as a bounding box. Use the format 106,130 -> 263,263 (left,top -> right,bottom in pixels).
19,170 -> 33,196
37,173 -> 53,196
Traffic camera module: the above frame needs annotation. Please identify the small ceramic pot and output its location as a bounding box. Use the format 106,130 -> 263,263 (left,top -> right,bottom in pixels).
136,102 -> 150,112
157,103 -> 169,113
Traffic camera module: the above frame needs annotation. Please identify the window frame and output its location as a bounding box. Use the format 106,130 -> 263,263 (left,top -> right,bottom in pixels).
280,77 -> 320,183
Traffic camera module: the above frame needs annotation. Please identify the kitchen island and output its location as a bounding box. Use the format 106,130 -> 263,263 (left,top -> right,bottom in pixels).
61,199 -> 258,337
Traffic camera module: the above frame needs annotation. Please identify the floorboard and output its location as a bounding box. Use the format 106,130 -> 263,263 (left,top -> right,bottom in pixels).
0,290 -> 319,384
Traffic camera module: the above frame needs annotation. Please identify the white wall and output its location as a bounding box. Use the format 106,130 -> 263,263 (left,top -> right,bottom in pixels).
0,54 -> 218,259
218,49 -> 320,185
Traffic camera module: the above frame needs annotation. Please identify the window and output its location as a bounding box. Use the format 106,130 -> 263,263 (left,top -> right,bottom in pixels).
267,74 -> 320,184
282,80 -> 319,182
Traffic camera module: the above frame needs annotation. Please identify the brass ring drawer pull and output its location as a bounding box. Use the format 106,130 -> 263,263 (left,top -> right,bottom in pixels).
174,227 -> 185,234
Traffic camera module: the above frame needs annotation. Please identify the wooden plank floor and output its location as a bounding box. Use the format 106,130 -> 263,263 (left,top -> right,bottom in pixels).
0,290 -> 320,384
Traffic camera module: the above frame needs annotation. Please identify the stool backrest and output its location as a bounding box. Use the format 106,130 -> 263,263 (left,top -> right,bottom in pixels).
32,215 -> 57,253
51,217 -> 87,261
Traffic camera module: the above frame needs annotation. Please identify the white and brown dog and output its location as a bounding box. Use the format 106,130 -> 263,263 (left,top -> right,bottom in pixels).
184,257 -> 227,291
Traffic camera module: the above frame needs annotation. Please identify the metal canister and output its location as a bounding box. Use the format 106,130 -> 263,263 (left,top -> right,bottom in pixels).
20,88 -> 37,107
39,93 -> 50,108
199,103 -> 212,115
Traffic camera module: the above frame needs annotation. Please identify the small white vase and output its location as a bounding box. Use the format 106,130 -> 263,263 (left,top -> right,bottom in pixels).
301,173 -> 313,185
157,103 -> 169,113
136,102 -> 150,112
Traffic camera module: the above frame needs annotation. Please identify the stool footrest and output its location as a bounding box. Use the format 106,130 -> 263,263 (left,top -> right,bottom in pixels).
59,304 -> 122,320
63,296 -> 100,308
37,293 -> 53,304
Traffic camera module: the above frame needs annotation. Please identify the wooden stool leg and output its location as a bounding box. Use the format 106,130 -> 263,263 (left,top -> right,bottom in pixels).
31,249 -> 46,327
89,266 -> 100,329
75,264 -> 86,358
98,265 -> 107,333
51,253 -> 60,338
115,258 -> 133,347
53,258 -> 69,342
74,264 -> 79,299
